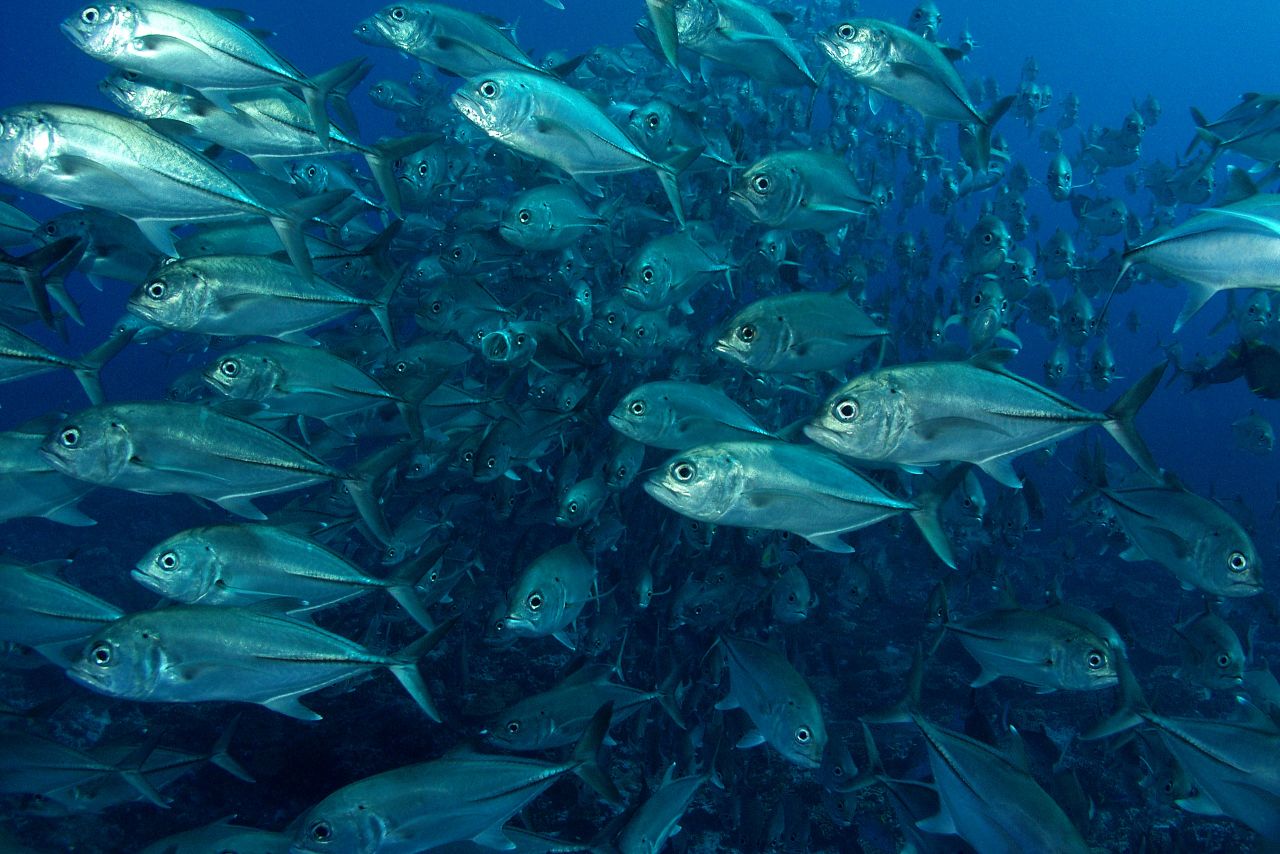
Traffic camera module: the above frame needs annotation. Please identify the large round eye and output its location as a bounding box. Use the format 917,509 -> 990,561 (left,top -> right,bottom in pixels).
1228,551 -> 1248,572
635,326 -> 647,338
309,821 -> 333,843
737,323 -> 756,342
430,300 -> 443,314
462,450 -> 474,464
90,642 -> 111,666
417,163 -> 429,177
566,500 -> 579,514
640,266 -> 654,283
146,281 -> 166,299
1086,650 -> 1105,669
517,209 -> 531,224
837,23 -> 854,39
672,461 -> 695,482
81,7 -> 99,24
795,726 -> 811,743
972,292 -> 983,305
219,359 -> 239,377
394,360 -> 409,373
515,334 -> 526,346
629,399 -> 646,416
752,174 -> 770,194
479,80 -> 499,99
646,113 -> 660,129
605,312 -> 617,325
1216,654 -> 1231,668
506,720 -> 521,734
158,550 -> 179,571
981,232 -> 993,244
526,591 -> 543,611
614,465 -> 627,479
485,456 -> 496,469
389,6 -> 406,20
833,399 -> 859,422
1000,299 -> 1009,312
60,427 -> 81,447
305,165 -> 318,179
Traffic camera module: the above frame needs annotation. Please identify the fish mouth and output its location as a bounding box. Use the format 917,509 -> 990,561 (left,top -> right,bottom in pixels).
129,567 -> 165,593
802,422 -> 843,449
64,660 -> 107,690
59,19 -> 88,49
351,18 -> 390,47
642,479 -> 685,507
814,32 -> 848,65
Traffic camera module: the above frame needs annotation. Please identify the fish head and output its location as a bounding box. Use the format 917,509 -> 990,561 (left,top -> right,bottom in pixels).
485,708 -> 552,751
293,797 -> 385,854
479,327 -> 534,365
964,215 -> 1011,274
1047,153 -> 1073,201
353,3 -> 432,53
730,156 -> 801,227
132,530 -> 222,602
816,20 -> 890,79
629,100 -> 673,149
129,261 -> 211,331
605,438 -> 644,491
754,229 -> 789,265
713,307 -> 780,370
499,199 -> 551,248
1199,533 -> 1264,598
0,106 -> 59,187
1056,634 -> 1120,691
608,385 -> 671,445
556,479 -> 601,527
203,350 -> 279,401
644,445 -> 744,522
65,617 -> 163,701
40,407 -> 133,484
452,72 -> 534,139
621,251 -> 671,309
289,160 -> 330,195
805,373 -> 906,462
909,2 -> 943,39
61,4 -> 135,62
770,705 -> 827,769
98,70 -> 178,120
1043,344 -> 1069,387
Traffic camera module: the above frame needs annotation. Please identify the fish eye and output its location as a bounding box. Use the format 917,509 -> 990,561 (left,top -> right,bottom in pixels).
451,248 -> 463,259
417,163 -> 429,176
981,233 -> 993,244
309,820 -> 333,843
80,7 -> 99,24
485,456 -> 496,468
146,281 -> 166,299
59,427 -> 81,447
506,720 -> 520,734
615,465 -> 627,478
962,498 -> 973,508
305,165 -> 317,178
752,174 -> 771,194
833,399 -> 859,422
1086,650 -> 1105,669
90,642 -> 112,666
635,326 -> 647,338
1227,551 -> 1248,572
479,80 -> 499,99
462,450 -> 474,463
629,400 -> 646,416
837,23 -> 855,39
430,301 -> 443,314
158,550 -> 179,571
394,360 -> 409,373
567,500 -> 578,513
427,569 -> 440,583
44,223 -> 57,235
972,293 -> 983,305
1001,299 -> 1009,311
219,359 -> 239,377
795,726 -> 811,743
515,334 -> 526,346
737,323 -> 756,342
1216,654 -> 1231,668
526,591 -> 543,610
641,266 -> 654,283
672,461 -> 695,482
645,113 -> 660,129
517,209 -> 531,224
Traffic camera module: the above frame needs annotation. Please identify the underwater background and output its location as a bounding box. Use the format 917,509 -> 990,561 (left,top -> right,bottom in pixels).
0,1 -> 1278,852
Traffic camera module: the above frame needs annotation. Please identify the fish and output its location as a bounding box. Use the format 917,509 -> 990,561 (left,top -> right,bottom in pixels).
452,69 -> 697,224
39,401 -> 391,542
0,103 -> 341,274
1086,655 -> 1280,840
616,767 -> 707,854
673,0 -> 816,88
0,559 -> 123,659
132,524 -> 438,629
644,440 -> 957,565
818,18 -> 1013,167
355,3 -> 552,79
805,352 -> 1165,488
65,603 -> 451,721
716,635 -> 826,768
63,0 -> 361,139
730,150 -> 874,232
1174,605 -> 1245,695
608,380 -> 774,449
495,542 -> 595,648
1232,409 -> 1275,454
713,290 -> 888,374
290,703 -> 619,853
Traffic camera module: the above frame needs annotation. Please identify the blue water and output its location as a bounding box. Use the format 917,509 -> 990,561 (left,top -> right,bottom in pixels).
1,2 -> 1277,852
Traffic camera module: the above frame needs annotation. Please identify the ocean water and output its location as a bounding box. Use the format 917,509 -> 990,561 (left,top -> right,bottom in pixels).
0,1 -> 1277,852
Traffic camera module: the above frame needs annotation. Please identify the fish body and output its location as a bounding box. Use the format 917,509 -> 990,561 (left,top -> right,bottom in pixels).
731,151 -> 873,232
609,381 -> 773,449
498,543 -> 595,647
717,636 -> 826,768
714,291 -> 887,374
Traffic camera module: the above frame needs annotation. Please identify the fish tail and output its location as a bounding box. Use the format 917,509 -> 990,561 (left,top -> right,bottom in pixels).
364,132 -> 437,218
301,57 -> 367,142
369,264 -> 404,348
115,732 -> 170,809
71,325 -> 137,406
344,469 -> 394,546
909,466 -> 965,569
572,701 -> 623,805
1102,360 -> 1166,478
656,665 -> 688,730
385,541 -> 451,631
208,713 -> 255,783
644,0 -> 681,74
1081,653 -> 1149,740
925,581 -> 951,656
654,145 -> 702,228
972,94 -> 1016,171
3,236 -> 83,328
269,189 -> 351,278
389,616 -> 457,723
862,643 -> 925,725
